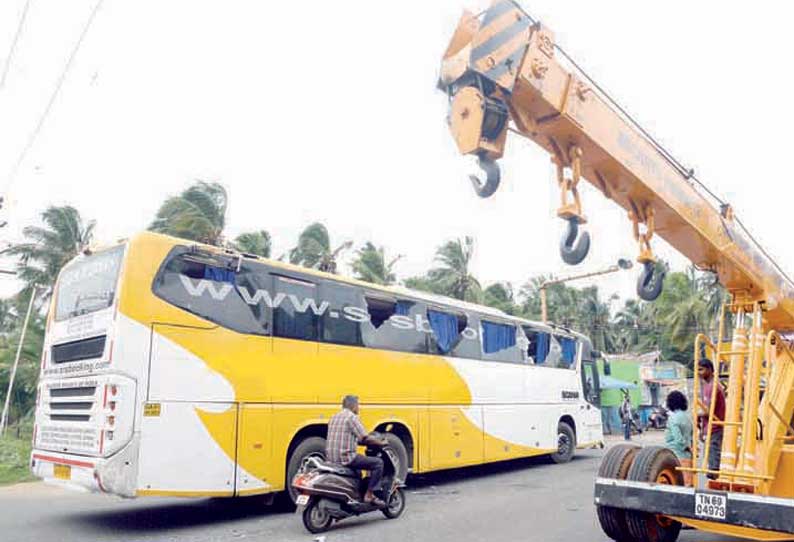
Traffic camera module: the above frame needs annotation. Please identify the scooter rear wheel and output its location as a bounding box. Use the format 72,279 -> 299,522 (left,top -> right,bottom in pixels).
302,500 -> 333,534
381,488 -> 406,519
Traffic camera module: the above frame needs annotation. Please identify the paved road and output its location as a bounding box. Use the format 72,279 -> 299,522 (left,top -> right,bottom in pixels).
1,435 -> 741,542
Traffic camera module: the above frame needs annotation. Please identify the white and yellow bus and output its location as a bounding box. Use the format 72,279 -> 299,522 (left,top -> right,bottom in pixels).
30,231 -> 604,501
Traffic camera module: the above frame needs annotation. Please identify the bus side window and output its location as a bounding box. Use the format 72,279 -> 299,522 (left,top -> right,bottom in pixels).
153,249 -> 272,336
426,308 -> 465,356
320,281 -> 363,347
522,327 -> 555,366
360,297 -> 427,354
481,320 -> 522,364
450,312 -> 481,360
273,275 -> 319,341
558,336 -> 578,369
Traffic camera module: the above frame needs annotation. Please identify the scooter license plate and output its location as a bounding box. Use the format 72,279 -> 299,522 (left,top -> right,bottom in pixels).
296,494 -> 309,506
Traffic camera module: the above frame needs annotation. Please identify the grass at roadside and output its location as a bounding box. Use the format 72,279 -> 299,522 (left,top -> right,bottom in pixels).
0,435 -> 35,485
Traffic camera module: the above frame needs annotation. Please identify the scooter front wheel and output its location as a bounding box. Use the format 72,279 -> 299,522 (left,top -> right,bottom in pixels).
302,499 -> 333,534
381,488 -> 406,519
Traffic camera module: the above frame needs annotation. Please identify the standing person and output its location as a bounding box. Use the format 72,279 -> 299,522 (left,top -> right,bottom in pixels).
620,389 -> 633,441
697,358 -> 725,479
664,390 -> 693,486
326,395 -> 388,507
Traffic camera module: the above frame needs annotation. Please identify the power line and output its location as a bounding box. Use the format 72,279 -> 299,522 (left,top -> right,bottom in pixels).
0,0 -> 31,90
2,0 -> 104,196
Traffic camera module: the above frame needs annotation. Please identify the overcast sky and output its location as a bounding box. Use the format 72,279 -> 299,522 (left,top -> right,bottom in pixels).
1,1 -> 793,308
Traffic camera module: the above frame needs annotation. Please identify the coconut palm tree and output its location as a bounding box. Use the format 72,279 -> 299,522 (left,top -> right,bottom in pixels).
289,222 -> 352,273
576,286 -> 616,353
234,230 -> 271,258
149,181 -> 228,245
427,236 -> 481,301
615,298 -> 646,352
1,205 -> 95,300
0,299 -> 17,335
351,242 -> 402,285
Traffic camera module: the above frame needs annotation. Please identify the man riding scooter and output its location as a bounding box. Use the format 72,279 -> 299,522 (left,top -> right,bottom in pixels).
326,395 -> 389,507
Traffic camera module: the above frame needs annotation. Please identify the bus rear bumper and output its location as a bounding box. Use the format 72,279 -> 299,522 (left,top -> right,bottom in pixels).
31,434 -> 140,498
595,477 -> 794,536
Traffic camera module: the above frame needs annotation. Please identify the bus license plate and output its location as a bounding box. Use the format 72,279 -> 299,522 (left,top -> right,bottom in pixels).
694,492 -> 726,520
53,464 -> 71,480
296,494 -> 309,506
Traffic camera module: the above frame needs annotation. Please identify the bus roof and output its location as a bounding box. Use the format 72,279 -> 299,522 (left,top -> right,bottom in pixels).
131,231 -> 588,341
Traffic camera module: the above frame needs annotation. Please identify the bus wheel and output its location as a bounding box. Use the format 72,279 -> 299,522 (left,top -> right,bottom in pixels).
383,433 -> 409,483
596,444 -> 640,542
550,421 -> 576,464
625,446 -> 683,542
286,436 -> 326,505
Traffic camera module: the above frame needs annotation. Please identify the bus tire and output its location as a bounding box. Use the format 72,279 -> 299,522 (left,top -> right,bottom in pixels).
383,433 -> 409,483
625,446 -> 683,542
596,444 -> 640,542
550,421 -> 576,464
285,436 -> 326,505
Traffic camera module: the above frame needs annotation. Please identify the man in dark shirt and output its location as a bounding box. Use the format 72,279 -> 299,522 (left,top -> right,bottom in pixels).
697,358 -> 725,479
326,395 -> 387,507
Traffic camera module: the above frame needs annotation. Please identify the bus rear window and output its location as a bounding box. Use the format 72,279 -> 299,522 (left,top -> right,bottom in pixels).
55,246 -> 125,321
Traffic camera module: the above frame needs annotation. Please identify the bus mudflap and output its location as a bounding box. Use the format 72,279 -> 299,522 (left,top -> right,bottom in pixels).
594,477 -> 794,535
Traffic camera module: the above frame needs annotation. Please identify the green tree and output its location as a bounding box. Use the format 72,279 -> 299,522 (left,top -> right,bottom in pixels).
403,275 -> 447,296
483,282 -> 517,315
426,236 -> 481,301
351,242 -> 402,285
0,312 -> 44,430
289,223 -> 352,273
575,286 -> 617,353
149,181 -> 228,245
0,300 -> 17,335
519,277 -> 581,327
234,230 -> 271,258
614,298 -> 650,353
1,206 -> 95,300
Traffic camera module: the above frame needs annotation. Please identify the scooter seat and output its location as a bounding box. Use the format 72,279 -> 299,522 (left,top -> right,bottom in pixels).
316,461 -> 358,478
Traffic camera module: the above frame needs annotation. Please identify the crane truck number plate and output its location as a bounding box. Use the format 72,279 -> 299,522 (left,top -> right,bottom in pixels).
694,492 -> 726,520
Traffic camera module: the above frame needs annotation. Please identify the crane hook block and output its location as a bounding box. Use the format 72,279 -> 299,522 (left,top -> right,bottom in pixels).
637,261 -> 665,301
469,156 -> 501,198
559,218 -> 590,265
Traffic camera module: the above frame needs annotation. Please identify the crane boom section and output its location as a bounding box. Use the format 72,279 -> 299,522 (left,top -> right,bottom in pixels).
439,1 -> 794,330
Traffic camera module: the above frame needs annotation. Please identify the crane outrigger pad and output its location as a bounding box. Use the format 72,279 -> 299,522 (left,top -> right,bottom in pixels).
595,477 -> 794,538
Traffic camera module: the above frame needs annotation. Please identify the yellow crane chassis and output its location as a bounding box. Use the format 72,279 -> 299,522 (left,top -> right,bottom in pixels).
595,478 -> 794,541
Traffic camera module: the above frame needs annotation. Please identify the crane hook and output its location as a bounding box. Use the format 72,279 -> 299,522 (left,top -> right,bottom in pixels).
469,155 -> 501,198
637,261 -> 665,301
559,218 -> 590,265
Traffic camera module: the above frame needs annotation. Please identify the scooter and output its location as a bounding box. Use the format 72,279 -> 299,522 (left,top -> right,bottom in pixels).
648,405 -> 668,429
291,432 -> 406,534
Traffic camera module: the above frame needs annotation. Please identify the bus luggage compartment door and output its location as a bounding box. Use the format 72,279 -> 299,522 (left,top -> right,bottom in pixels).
139,324 -> 239,496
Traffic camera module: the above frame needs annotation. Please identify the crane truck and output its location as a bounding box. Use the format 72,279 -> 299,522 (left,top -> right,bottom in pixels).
438,2 -> 794,541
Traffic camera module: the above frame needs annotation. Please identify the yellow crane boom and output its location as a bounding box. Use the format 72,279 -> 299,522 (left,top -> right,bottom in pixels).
438,1 -> 794,330
439,2 -> 794,541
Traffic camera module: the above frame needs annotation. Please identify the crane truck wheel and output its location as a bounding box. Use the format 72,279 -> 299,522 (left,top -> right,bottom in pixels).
625,446 -> 683,542
596,444 -> 641,542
